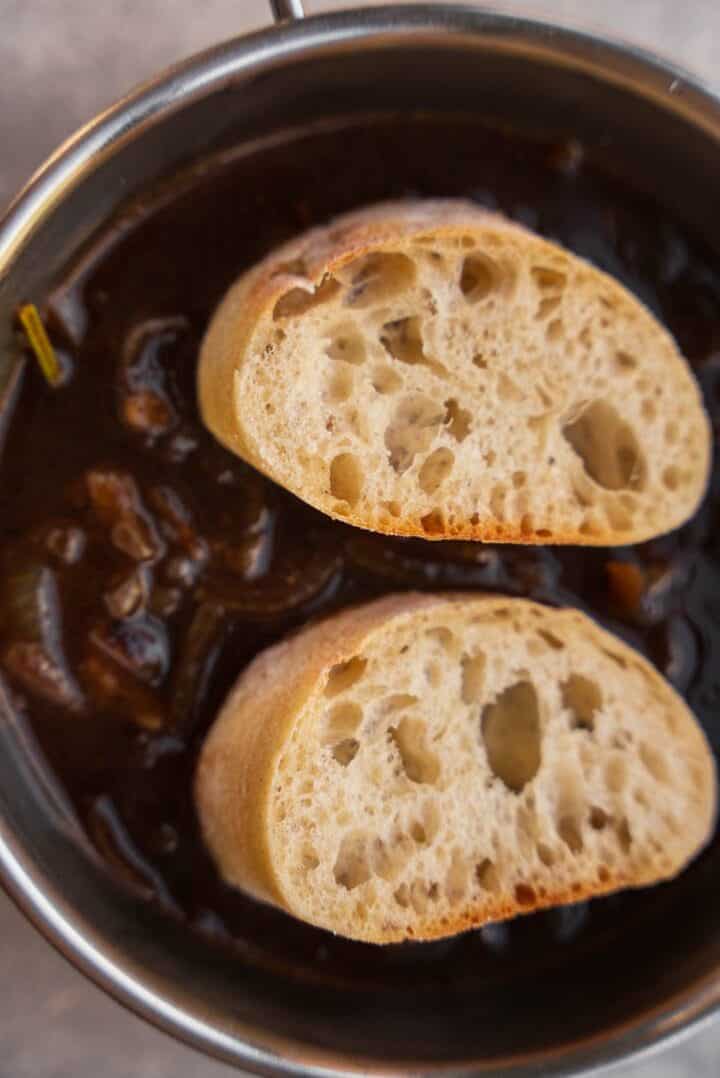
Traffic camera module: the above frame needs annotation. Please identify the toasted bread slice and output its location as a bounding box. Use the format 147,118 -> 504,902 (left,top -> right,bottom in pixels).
195,593 -> 716,944
198,200 -> 710,545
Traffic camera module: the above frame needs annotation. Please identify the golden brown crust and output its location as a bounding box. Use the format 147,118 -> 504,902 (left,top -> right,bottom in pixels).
354,875 -> 638,944
294,515 -> 613,547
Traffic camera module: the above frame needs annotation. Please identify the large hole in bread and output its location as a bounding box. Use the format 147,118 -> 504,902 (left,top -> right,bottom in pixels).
385,394 -> 445,474
605,500 -> 633,533
346,407 -> 370,443
273,274 -> 340,319
324,656 -> 367,697
662,466 -> 681,491
557,816 -> 584,854
444,398 -> 472,442
421,248 -> 446,266
324,701 -> 363,741
617,817 -> 632,853
380,316 -> 448,377
562,674 -> 602,732
425,660 -> 442,687
393,883 -> 410,908
418,448 -> 455,495
601,647 -> 628,670
368,832 -> 413,883
460,253 -> 503,301
461,651 -> 486,704
641,398 -> 657,421
538,842 -> 555,867
326,367 -> 353,403
537,629 -> 565,651
476,858 -> 500,892
546,318 -> 564,342
531,265 -> 567,292
420,509 -> 445,535
334,832 -> 371,889
390,718 -> 441,785
616,350 -> 638,372
371,365 -> 403,394
410,820 -> 428,844
639,741 -> 670,783
300,845 -> 320,871
332,739 -> 359,766
381,693 -> 418,715
515,883 -> 536,906
426,626 -> 457,655
371,832 -> 413,881
330,453 -> 363,507
481,681 -> 541,794
563,401 -> 646,491
325,324 -> 367,365
537,295 -> 562,320
344,252 -> 416,308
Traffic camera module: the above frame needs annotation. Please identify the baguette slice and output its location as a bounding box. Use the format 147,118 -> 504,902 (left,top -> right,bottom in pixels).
195,593 -> 716,944
198,199 -> 711,545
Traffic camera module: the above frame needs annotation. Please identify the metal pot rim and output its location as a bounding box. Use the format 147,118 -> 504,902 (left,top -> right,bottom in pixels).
1,6 -> 720,1076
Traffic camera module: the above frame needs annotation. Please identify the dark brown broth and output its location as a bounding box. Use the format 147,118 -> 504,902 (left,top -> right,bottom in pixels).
1,116 -> 720,986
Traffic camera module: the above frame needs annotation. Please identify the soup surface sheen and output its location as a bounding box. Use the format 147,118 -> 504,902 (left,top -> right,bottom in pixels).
1,117 -> 719,984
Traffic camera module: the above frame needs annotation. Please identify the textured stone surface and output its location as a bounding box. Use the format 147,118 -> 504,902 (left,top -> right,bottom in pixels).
1,2 -> 719,1076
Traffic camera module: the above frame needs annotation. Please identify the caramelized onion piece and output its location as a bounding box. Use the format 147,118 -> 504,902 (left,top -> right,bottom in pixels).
123,391 -> 174,436
607,557 -> 691,626
607,561 -> 646,618
86,469 -> 163,563
211,506 -> 275,581
88,617 -> 170,687
0,554 -> 84,713
103,569 -> 149,619
45,523 -> 87,566
1,558 -> 60,642
169,600 -> 229,735
118,318 -> 188,438
87,795 -> 180,911
3,641 -> 84,713
148,485 -> 207,563
345,536 -> 507,590
202,549 -> 342,619
80,652 -> 164,731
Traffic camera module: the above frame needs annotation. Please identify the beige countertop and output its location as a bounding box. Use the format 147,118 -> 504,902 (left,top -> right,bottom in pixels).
1,2 -> 719,1076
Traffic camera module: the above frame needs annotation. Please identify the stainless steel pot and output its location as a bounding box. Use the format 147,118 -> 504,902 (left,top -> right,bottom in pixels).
1,4 -> 720,1075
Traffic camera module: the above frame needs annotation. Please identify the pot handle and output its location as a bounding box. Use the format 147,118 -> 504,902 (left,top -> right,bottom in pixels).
270,0 -> 306,20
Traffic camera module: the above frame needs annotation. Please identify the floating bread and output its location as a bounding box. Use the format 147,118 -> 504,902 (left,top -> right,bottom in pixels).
198,200 -> 710,545
195,593 -> 716,944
